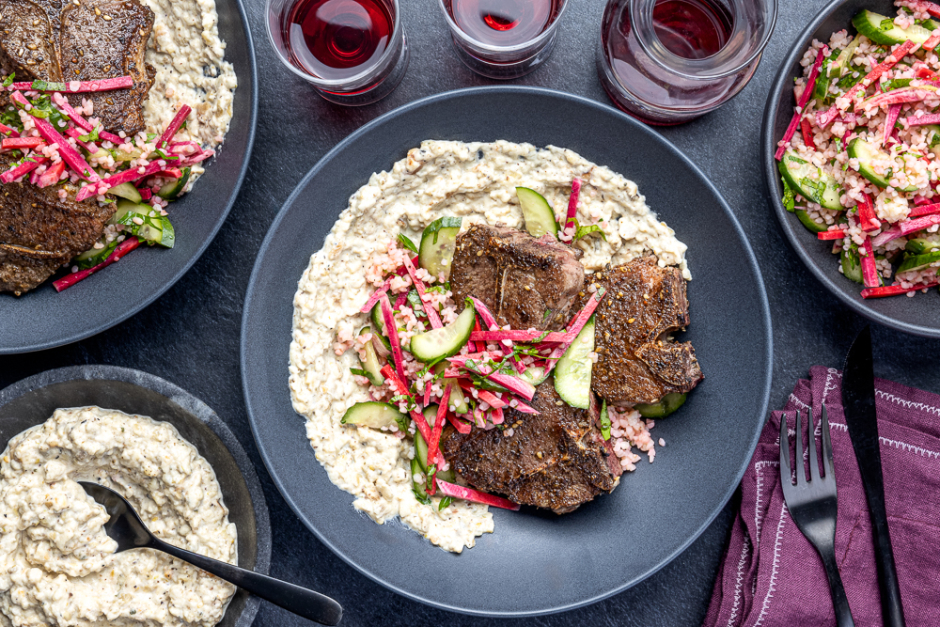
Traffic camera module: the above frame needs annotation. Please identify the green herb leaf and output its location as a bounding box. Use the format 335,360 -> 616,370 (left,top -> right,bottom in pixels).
880,17 -> 895,31
438,496 -> 454,510
397,233 -> 418,253
781,176 -> 796,213
574,224 -> 607,241
350,368 -> 370,377
406,289 -> 424,315
600,400 -> 611,441
2,73 -> 13,87
78,125 -> 100,143
422,216 -> 462,245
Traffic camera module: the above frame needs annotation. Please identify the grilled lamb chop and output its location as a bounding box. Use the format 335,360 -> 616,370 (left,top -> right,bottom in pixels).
584,256 -> 702,406
0,0 -> 155,136
0,156 -> 113,294
450,224 -> 584,331
440,378 -> 622,514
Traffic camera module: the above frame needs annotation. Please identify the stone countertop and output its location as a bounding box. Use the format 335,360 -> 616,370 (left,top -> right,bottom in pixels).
2,0 -> 939,625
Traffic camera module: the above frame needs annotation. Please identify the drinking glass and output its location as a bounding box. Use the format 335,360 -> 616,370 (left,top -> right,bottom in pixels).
597,0 -> 776,125
266,0 -> 409,105
438,0 -> 569,79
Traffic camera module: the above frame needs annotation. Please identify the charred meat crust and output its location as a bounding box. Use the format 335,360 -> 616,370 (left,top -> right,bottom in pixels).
450,224 -> 585,332
440,378 -> 622,514
585,256 -> 703,406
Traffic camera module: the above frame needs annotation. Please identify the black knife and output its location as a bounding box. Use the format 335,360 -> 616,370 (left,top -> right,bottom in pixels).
841,326 -> 905,627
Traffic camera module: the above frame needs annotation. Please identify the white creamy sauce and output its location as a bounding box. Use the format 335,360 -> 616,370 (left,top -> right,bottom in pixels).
0,407 -> 237,627
140,0 -> 237,183
289,140 -> 689,553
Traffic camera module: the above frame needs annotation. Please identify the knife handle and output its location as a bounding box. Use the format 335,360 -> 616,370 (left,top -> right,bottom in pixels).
868,493 -> 906,627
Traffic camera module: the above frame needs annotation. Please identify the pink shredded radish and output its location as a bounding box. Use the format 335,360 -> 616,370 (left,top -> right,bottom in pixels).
910,203 -> 940,217
423,380 -> 432,407
428,385 -> 451,469
445,413 -> 472,434
14,92 -> 98,182
862,282 -> 940,298
856,193 -> 880,231
476,390 -> 507,409
36,160 -> 64,188
905,112 -> 940,127
0,123 -> 19,138
380,295 -> 406,377
470,296 -> 498,329
563,178 -> 581,233
816,107 -> 841,128
900,213 -> 940,236
470,329 -> 566,343
861,87 -> 938,110
486,373 -> 535,401
565,287 -> 606,337
1,156 -> 47,183
156,105 -> 191,149
884,104 -> 902,145
65,127 -> 98,153
2,136 -> 42,149
76,161 -> 166,201
53,237 -> 140,292
50,93 -> 123,144
403,255 -> 442,328
776,45 -> 828,160
6,76 -> 133,93
436,480 -> 520,510
512,399 -> 539,415
871,225 -> 903,247
859,237 -> 880,288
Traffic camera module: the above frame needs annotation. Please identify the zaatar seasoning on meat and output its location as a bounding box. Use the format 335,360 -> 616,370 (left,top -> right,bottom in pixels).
585,256 -> 703,406
440,377 -> 622,514
450,224 -> 585,331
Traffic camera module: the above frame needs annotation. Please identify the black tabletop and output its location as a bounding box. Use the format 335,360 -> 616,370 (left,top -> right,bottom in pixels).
3,0 -> 939,625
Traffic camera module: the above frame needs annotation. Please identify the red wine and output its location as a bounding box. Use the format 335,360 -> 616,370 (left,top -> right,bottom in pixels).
445,0 -> 561,46
652,0 -> 732,59
286,0 -> 393,80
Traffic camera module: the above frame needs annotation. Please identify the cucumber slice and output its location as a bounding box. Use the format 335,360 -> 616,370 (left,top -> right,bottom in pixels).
796,209 -> 828,233
109,200 -> 175,248
829,34 -> 861,78
897,251 -> 940,273
357,327 -> 386,386
410,302 -> 476,364
841,248 -> 864,284
847,137 -> 918,192
553,316 -> 595,409
519,365 -> 548,387
157,166 -> 191,200
635,392 -> 687,418
923,124 -> 940,159
341,401 -> 407,430
74,238 -> 118,268
516,187 -> 559,238
108,181 -> 142,203
430,363 -> 469,414
419,217 -> 462,280
852,9 -> 934,45
778,150 -> 843,211
905,236 -> 940,254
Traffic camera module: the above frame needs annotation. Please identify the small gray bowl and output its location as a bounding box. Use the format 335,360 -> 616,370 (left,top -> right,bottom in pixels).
0,365 -> 271,627
762,0 -> 940,337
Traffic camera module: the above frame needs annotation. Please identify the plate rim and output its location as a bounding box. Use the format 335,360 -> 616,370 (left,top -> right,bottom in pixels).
761,0 -> 940,338
241,85 -> 774,617
0,364 -> 272,627
0,0 -> 259,355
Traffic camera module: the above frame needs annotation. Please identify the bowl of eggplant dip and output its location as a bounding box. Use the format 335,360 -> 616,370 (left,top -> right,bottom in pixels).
0,0 -> 239,295
289,140 -> 703,553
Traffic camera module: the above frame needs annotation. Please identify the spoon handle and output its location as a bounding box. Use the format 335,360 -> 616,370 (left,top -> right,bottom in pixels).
152,538 -> 342,625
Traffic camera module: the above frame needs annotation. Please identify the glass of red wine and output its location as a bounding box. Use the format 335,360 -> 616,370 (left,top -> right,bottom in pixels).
438,0 -> 569,79
598,0 -> 776,124
266,0 -> 409,105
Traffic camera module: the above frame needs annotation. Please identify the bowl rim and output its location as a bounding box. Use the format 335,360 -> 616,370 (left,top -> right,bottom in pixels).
240,84 -> 774,617
761,0 -> 940,338
0,0 -> 259,355
0,365 -> 272,627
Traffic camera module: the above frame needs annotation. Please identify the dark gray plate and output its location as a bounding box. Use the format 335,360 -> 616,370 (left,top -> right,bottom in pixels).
0,365 -> 271,627
762,0 -> 940,337
241,86 -> 773,617
0,0 -> 258,355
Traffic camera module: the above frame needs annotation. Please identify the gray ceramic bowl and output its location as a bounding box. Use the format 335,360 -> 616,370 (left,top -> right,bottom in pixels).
0,366 -> 271,627
0,0 -> 258,355
242,86 -> 773,617
762,0 -> 940,337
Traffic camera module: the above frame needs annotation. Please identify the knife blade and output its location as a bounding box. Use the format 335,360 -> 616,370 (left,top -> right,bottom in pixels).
841,325 -> 905,627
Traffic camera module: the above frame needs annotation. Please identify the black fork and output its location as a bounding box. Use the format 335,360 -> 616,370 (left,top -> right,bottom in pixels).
780,405 -> 854,627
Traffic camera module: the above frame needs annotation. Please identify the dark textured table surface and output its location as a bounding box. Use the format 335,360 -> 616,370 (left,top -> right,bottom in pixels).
3,0 -> 940,625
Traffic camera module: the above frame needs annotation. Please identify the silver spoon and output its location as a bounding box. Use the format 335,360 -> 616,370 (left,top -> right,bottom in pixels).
79,481 -> 342,626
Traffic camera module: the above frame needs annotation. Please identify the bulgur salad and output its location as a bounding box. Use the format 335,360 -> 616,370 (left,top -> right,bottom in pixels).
290,140 -> 694,553
775,0 -> 940,298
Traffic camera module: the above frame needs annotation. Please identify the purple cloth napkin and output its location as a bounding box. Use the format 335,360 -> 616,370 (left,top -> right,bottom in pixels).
704,366 -> 940,627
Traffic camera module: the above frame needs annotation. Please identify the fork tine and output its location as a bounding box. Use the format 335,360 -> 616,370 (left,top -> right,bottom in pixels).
795,410 -> 806,485
807,407 -> 822,483
821,403 -> 835,479
779,412 -> 792,486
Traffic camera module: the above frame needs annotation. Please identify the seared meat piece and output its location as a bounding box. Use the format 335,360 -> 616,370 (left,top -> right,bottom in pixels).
0,0 -> 62,82
0,156 -> 113,294
440,378 -> 622,513
585,256 -> 702,406
0,0 -> 155,136
450,224 -> 584,331
59,0 -> 155,136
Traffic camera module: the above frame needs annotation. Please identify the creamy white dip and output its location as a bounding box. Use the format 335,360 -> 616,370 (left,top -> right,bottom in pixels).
289,140 -> 690,553
140,0 -> 237,183
0,407 -> 237,627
